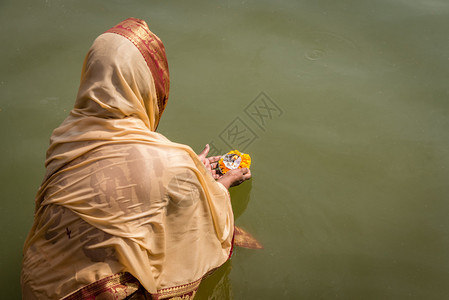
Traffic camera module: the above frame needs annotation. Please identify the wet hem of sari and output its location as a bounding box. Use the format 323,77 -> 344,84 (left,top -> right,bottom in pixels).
61,252 -> 233,300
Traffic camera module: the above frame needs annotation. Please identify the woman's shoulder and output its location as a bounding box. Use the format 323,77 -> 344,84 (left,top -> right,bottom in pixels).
124,141 -> 195,165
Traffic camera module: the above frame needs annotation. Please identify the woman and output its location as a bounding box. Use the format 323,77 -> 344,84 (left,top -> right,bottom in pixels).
21,18 -> 251,299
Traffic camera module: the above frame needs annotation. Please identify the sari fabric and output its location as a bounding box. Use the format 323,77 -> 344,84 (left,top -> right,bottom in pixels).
21,18 -> 234,299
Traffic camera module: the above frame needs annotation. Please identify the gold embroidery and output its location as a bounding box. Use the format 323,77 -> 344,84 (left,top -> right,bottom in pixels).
62,272 -> 139,300
156,277 -> 202,299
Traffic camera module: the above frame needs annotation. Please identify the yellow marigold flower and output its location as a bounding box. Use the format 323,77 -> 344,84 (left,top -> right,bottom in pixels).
240,154 -> 251,169
218,150 -> 251,174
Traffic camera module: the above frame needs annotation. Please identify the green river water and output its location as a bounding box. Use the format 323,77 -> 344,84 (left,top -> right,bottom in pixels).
1,0 -> 449,299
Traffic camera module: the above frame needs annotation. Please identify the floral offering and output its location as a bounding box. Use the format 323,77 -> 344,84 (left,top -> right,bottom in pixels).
218,150 -> 251,174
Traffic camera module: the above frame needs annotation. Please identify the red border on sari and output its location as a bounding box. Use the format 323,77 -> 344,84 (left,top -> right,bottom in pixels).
105,18 -> 170,116
62,272 -> 140,300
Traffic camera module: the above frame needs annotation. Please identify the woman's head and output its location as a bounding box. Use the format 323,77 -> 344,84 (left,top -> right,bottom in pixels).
45,19 -> 171,175
75,18 -> 169,131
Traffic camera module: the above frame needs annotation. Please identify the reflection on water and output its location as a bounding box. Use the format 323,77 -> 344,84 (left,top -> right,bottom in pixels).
231,180 -> 252,220
1,0 -> 449,299
196,261 -> 233,299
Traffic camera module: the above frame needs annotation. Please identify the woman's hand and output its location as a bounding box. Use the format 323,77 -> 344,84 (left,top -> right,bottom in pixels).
198,144 -> 252,187
197,144 -> 222,180
217,168 -> 252,189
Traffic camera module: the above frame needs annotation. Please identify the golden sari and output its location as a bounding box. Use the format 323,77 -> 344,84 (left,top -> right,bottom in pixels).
21,18 -> 234,299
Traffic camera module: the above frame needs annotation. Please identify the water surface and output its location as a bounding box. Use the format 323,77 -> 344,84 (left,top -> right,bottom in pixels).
1,0 -> 449,299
